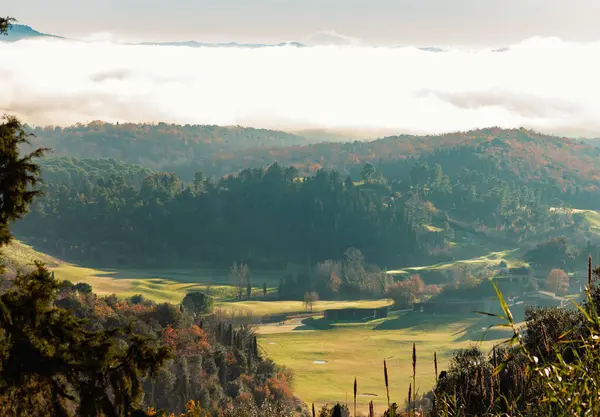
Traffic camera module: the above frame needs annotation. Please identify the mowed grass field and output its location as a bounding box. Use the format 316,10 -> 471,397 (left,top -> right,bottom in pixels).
2,241 -> 391,317
2,240 -> 279,305
259,312 -> 508,414
387,248 -> 526,276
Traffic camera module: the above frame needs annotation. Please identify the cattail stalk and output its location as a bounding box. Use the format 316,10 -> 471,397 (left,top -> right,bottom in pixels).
491,347 -> 497,406
384,360 -> 390,409
434,351 -> 438,383
412,343 -> 417,416
369,400 -> 374,417
408,383 -> 412,416
589,255 -> 593,288
354,377 -> 357,417
312,403 -> 316,417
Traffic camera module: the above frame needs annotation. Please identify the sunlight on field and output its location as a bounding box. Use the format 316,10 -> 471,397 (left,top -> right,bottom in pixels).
387,248 -> 526,275
259,312 -> 505,414
220,299 -> 393,318
1,240 -> 61,273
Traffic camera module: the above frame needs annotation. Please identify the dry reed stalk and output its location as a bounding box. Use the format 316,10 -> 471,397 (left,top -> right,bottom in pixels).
384,360 -> 390,410
412,343 -> 416,416
408,383 -> 412,417
312,403 -> 315,417
434,351 -> 438,383
354,377 -> 357,417
589,255 -> 593,288
481,363 -> 487,400
491,347 -> 497,406
369,400 -> 374,417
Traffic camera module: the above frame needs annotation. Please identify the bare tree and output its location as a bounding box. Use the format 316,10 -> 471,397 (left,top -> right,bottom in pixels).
230,261 -> 251,300
303,291 -> 319,313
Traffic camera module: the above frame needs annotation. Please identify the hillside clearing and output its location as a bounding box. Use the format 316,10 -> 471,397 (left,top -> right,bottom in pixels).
387,248 -> 525,275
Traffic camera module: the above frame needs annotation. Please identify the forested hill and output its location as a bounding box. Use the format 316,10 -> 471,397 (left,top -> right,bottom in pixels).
27,124 -> 600,195
212,128 -> 600,192
24,121 -> 309,180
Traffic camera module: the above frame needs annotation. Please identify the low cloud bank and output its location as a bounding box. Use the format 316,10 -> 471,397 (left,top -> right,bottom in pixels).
1,37 -> 599,137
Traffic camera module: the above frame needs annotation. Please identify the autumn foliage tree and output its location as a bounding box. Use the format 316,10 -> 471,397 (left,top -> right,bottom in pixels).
385,274 -> 427,309
327,271 -> 342,294
546,268 -> 570,295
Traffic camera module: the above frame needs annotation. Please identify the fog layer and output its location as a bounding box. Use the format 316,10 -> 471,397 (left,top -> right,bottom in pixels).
0,37 -> 598,136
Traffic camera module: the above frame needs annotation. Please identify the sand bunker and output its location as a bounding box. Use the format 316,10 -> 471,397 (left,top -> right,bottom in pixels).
313,360 -> 328,364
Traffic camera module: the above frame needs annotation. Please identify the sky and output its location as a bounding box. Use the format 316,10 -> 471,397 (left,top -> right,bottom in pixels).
5,0 -> 600,46
3,1 -> 600,137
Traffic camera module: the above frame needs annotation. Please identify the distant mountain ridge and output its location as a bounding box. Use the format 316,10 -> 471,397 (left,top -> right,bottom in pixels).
1,24 -> 62,41
2,24 -> 471,51
136,40 -> 308,48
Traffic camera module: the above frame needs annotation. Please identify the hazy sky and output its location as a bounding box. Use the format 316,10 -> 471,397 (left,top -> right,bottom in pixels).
6,0 -> 600,45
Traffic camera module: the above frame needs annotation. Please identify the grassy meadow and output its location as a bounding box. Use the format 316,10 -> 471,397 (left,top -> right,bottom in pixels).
2,239 -> 516,414
1,240 -> 392,317
259,312 -> 508,414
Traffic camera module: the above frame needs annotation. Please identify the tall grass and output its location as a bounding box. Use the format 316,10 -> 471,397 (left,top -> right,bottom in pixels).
330,257 -> 600,417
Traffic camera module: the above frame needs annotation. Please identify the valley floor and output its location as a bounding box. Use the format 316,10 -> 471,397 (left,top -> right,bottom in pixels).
1,239 -> 517,414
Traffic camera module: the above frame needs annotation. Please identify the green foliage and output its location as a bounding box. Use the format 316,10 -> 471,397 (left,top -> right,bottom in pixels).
525,237 -> 575,268
431,268 -> 600,417
0,116 -> 47,246
181,292 -> 213,319
0,16 -> 16,35
24,122 -> 308,180
17,162 -> 418,268
0,263 -> 171,416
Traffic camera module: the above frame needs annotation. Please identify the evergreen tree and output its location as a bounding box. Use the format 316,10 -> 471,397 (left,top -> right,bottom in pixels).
0,116 -> 47,245
0,16 -> 16,35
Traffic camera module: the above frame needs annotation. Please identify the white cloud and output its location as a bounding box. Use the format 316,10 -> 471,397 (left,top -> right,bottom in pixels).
1,36 -> 600,137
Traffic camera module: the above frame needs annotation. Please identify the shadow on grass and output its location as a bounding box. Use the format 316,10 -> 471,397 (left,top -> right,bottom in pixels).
296,317 -> 334,331
295,316 -> 385,331
456,303 -> 526,342
373,311 -> 464,331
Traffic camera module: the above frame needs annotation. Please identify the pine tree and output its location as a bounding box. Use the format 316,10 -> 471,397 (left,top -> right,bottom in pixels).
0,116 -> 48,246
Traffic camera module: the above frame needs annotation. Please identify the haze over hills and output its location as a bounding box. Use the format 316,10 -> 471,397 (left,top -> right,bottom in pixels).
25,122 -> 600,192
4,23 -> 460,51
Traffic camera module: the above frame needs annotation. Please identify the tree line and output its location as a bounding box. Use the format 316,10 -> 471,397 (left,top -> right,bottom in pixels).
16,146 -> 584,273
15,159 -> 419,268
